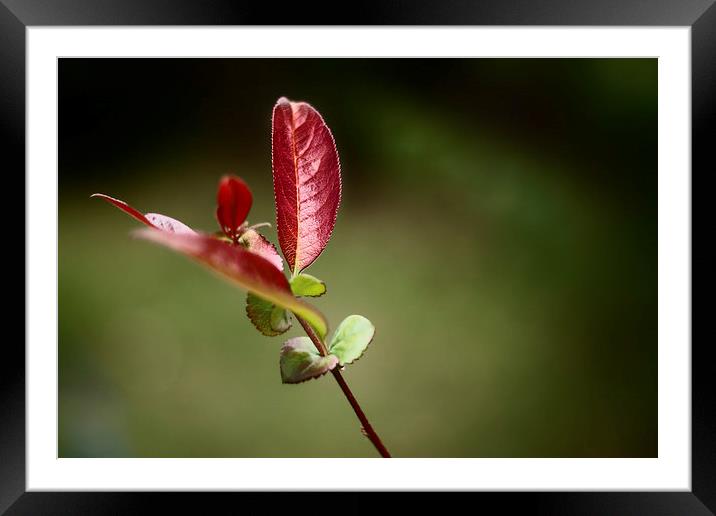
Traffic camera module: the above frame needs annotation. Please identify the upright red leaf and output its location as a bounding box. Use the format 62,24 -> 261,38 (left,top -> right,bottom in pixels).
216,175 -> 253,241
135,228 -> 328,338
272,97 -> 341,273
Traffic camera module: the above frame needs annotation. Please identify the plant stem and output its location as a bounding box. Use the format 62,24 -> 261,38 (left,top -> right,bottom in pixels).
330,368 -> 392,458
296,317 -> 392,458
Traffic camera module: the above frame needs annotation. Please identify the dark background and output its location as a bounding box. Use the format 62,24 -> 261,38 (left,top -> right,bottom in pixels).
58,58 -> 657,457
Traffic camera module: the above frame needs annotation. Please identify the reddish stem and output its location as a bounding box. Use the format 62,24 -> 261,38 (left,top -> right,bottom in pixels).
330,368 -> 392,458
296,317 -> 392,458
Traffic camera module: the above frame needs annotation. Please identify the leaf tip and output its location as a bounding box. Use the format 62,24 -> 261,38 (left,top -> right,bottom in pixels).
90,192 -> 113,202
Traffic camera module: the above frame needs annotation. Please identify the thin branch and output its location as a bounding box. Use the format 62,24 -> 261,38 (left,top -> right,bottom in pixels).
296,317 -> 392,458
330,368 -> 392,458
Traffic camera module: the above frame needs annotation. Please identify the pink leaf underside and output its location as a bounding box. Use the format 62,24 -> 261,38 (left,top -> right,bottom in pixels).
272,97 -> 341,273
134,228 -> 327,335
216,175 -> 253,239
145,213 -> 196,235
92,193 -> 195,235
241,229 -> 284,271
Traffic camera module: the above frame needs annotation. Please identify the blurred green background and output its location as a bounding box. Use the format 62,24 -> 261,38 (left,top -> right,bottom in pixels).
59,58 -> 657,458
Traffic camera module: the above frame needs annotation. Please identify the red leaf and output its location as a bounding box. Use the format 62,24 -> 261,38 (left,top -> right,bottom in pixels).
272,97 -> 341,273
91,193 -> 154,227
92,193 -> 195,234
216,175 -> 253,241
135,229 -> 328,338
239,229 -> 284,271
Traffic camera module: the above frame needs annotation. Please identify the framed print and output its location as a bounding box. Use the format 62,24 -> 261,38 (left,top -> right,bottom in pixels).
4,0 -> 713,513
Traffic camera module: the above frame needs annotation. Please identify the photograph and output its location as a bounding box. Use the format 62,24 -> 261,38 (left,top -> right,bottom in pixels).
3,0 -> 710,508
58,57 -> 658,459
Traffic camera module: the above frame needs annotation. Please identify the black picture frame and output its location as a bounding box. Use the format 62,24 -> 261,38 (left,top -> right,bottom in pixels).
3,1 -> 712,513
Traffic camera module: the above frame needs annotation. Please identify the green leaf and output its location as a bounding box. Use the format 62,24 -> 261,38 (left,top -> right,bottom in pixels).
328,315 -> 375,366
280,337 -> 338,384
246,293 -> 292,336
290,273 -> 326,297
270,306 -> 292,333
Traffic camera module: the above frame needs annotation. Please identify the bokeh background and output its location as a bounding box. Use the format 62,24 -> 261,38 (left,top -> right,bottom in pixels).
59,58 -> 657,457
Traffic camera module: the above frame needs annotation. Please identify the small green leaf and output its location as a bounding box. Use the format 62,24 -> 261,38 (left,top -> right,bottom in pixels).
246,293 -> 292,336
290,273 -> 326,297
270,305 -> 292,333
280,337 -> 338,384
328,315 -> 375,366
